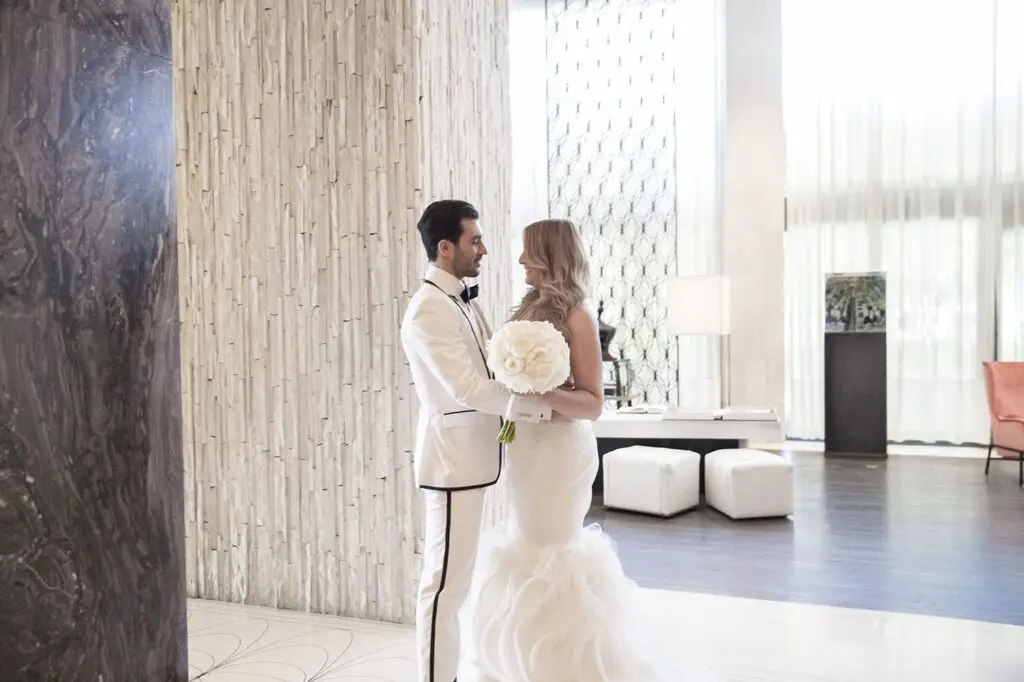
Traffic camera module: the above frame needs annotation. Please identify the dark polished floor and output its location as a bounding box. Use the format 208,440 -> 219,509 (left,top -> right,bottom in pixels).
587,452 -> 1024,626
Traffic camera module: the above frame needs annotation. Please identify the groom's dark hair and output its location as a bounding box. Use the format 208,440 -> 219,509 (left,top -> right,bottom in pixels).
417,200 -> 480,261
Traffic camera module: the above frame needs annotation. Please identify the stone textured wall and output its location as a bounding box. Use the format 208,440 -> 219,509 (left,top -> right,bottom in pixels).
173,0 -> 511,624
419,0 -> 514,318
418,0 -> 514,532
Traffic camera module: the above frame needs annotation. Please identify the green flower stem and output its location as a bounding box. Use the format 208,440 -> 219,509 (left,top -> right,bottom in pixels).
496,420 -> 517,444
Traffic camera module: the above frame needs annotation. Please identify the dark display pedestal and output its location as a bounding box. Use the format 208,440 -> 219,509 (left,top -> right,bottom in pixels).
824,332 -> 887,458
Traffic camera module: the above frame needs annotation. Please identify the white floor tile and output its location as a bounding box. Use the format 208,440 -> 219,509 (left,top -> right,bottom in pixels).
187,589 -> 1024,681
187,600 -> 413,681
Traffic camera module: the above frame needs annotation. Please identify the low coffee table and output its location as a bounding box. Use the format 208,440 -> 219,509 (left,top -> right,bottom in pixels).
592,413 -> 784,496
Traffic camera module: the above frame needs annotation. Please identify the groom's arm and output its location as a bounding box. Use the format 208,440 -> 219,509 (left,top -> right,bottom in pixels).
403,297 -> 550,422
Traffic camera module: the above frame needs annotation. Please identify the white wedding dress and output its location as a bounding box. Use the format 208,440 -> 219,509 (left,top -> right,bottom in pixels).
464,418 -> 660,682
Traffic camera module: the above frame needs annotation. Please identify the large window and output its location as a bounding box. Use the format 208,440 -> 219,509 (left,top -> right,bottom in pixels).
783,0 -> 1024,444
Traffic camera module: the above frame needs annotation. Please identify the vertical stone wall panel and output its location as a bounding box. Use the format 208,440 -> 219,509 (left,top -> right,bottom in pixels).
418,0 -> 514,529
175,0 -> 511,624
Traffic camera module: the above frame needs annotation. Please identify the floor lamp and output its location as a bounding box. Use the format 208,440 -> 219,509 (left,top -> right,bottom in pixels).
666,275 -> 732,410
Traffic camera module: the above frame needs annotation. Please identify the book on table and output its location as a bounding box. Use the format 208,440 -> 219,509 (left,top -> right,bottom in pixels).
658,407 -> 779,422
661,407 -> 719,421
614,406 -> 779,422
719,407 -> 778,421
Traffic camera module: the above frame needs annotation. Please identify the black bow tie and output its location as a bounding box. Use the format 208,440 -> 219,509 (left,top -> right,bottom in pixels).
460,284 -> 479,303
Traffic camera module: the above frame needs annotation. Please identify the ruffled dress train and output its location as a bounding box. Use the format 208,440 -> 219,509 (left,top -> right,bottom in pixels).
464,420 -> 663,682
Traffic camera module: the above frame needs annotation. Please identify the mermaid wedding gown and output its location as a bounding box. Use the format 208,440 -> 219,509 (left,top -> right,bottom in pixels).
464,418 -> 659,682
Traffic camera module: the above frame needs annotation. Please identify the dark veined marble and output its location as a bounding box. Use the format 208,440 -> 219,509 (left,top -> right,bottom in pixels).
8,0 -> 172,58
0,2 -> 185,680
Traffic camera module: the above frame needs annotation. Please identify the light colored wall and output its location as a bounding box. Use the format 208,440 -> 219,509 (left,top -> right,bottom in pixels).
508,0 -> 550,304
174,0 -> 512,625
721,0 -> 786,414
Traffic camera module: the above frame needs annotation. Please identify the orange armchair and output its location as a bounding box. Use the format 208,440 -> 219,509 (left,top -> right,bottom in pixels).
982,361 -> 1024,486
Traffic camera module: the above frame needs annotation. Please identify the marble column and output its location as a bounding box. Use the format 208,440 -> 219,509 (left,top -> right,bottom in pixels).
0,1 -> 185,680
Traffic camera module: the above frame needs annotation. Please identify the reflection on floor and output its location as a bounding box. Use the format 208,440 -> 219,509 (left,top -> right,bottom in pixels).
588,452 -> 1024,625
187,590 -> 1024,681
756,441 -> 993,459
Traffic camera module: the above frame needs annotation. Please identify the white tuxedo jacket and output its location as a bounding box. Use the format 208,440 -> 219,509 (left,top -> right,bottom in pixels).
401,266 -> 550,490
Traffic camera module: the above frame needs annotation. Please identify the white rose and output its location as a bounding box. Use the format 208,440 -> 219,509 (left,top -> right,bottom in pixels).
487,319 -> 571,394
503,355 -> 525,375
489,338 -> 512,359
509,336 -> 535,359
526,346 -> 549,365
527,360 -> 555,385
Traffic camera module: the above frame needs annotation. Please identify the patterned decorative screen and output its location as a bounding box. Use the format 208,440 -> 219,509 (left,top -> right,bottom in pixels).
546,0 -> 678,405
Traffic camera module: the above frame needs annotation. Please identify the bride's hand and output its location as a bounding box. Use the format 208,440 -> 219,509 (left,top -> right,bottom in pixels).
539,383 -> 571,403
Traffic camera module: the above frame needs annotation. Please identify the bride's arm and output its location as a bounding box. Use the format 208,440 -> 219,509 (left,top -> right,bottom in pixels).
542,304 -> 604,421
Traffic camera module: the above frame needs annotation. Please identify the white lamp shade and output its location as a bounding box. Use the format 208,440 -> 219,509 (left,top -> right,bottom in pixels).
665,275 -> 731,336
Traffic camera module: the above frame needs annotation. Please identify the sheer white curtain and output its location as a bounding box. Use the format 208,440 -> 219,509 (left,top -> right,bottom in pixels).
996,2 -> 1024,361
675,0 -> 724,408
1002,228 -> 1024,359
783,0 -> 1024,444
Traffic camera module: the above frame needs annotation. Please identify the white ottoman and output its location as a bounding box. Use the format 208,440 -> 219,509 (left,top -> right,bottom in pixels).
705,449 -> 794,519
602,446 -> 701,516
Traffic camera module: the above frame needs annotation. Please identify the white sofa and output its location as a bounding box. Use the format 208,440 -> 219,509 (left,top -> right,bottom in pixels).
704,448 -> 794,519
602,446 -> 701,516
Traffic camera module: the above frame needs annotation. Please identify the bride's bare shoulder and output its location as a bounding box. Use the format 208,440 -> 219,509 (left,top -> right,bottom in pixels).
567,301 -> 599,333
569,299 -> 597,318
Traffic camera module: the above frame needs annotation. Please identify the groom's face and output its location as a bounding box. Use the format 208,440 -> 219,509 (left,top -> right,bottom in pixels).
450,218 -> 487,279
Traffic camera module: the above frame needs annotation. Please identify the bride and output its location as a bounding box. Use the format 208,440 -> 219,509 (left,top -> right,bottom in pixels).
465,219 -> 659,682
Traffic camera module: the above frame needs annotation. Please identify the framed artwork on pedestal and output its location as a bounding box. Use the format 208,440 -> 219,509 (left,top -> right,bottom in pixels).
825,272 -> 886,334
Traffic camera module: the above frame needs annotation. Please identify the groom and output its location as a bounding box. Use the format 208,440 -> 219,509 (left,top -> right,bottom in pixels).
401,200 -> 551,682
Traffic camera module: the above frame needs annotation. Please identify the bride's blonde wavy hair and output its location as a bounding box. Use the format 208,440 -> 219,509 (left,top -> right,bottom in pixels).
510,219 -> 590,338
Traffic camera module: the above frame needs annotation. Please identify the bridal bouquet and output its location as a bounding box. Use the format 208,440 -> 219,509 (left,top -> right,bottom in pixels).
488,320 -> 571,444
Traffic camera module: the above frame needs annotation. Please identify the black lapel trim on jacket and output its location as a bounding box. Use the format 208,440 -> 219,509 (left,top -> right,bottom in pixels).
422,279 -> 490,374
